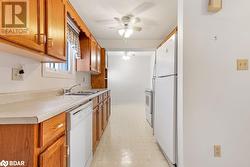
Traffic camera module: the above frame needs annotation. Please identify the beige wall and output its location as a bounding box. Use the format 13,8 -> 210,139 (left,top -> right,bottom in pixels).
0,51 -> 91,93
178,0 -> 250,166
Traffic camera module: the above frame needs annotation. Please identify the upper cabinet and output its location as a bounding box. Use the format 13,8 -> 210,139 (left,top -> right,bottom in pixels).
0,0 -> 45,52
0,0 -> 103,63
90,38 -> 98,72
96,45 -> 101,73
76,33 -> 101,74
46,0 -> 66,60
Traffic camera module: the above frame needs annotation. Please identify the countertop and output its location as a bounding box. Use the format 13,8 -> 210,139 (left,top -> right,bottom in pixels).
0,89 -> 109,124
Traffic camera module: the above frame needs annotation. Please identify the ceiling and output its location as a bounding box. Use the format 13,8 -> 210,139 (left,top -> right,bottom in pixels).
69,0 -> 177,50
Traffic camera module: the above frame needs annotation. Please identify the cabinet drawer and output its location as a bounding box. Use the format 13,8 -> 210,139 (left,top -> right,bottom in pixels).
93,97 -> 99,109
39,113 -> 66,147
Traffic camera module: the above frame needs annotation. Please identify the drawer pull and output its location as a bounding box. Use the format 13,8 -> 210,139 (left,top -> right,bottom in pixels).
56,123 -> 64,129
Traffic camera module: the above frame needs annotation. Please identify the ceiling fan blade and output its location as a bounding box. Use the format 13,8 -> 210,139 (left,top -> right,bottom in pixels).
114,17 -> 121,22
95,19 -> 116,25
130,2 -> 155,15
131,17 -> 141,24
141,17 -> 158,26
108,26 -> 124,30
133,26 -> 142,32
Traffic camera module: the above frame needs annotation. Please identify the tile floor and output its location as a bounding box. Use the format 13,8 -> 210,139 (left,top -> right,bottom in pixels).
91,104 -> 169,167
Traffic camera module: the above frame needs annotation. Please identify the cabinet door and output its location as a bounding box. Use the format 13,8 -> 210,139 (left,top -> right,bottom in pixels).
0,0 -> 45,52
102,100 -> 107,128
108,97 -> 111,118
98,104 -> 103,139
90,39 -> 97,72
96,45 -> 101,73
46,0 -> 66,60
40,135 -> 66,167
105,99 -> 109,122
92,107 -> 98,152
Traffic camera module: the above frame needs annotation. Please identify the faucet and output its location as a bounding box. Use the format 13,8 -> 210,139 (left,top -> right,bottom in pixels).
64,84 -> 81,94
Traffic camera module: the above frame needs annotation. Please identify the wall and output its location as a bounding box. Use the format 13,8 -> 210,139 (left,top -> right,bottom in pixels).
99,39 -> 162,51
178,0 -> 250,166
0,51 -> 91,93
108,51 -> 155,105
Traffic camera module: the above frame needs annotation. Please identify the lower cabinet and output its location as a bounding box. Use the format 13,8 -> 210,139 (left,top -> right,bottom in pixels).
98,102 -> 104,139
39,135 -> 66,167
0,113 -> 66,167
92,91 -> 111,154
103,99 -> 108,129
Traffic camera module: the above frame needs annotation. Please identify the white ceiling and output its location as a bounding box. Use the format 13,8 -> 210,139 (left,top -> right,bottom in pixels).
69,0 -> 177,50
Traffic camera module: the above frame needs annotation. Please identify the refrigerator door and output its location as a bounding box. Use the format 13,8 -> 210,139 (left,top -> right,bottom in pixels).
154,76 -> 177,164
155,34 -> 177,76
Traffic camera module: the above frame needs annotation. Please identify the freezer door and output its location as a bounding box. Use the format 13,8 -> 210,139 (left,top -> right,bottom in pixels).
155,34 -> 177,76
154,76 -> 176,164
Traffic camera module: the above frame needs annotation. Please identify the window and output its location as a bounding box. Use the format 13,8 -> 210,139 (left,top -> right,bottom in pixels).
42,17 -> 80,79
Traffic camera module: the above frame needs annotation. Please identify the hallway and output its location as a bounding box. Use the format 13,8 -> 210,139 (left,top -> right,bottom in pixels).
91,104 -> 169,167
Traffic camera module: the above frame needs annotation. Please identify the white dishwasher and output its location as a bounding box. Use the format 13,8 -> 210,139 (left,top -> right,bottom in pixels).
67,101 -> 93,167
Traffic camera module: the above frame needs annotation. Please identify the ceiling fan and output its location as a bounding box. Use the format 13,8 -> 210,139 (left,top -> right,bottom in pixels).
96,2 -> 155,39
112,15 -> 142,38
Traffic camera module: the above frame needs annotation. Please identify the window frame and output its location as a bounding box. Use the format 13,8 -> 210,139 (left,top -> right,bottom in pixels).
42,41 -> 76,79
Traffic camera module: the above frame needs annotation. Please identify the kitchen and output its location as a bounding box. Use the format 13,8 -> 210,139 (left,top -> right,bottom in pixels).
1,0 -> 250,167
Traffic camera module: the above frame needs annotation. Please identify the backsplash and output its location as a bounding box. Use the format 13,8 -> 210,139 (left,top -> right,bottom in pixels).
0,51 -> 91,93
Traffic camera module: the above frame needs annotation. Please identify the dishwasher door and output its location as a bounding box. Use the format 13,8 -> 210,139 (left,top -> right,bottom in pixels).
68,101 -> 93,167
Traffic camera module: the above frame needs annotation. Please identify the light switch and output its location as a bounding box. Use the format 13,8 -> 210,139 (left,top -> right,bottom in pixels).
237,59 -> 248,71
214,145 -> 221,158
208,0 -> 222,12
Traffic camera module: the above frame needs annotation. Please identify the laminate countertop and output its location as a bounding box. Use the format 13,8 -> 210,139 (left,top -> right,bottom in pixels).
0,89 -> 109,124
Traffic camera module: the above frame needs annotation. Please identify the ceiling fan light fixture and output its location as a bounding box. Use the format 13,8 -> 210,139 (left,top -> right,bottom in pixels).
124,29 -> 133,38
118,29 -> 125,36
118,28 -> 134,38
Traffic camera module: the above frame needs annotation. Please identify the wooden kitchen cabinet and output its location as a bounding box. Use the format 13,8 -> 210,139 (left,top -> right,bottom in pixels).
77,34 -> 101,74
91,48 -> 108,89
96,45 -> 101,73
92,91 -> 111,154
98,103 -> 104,139
102,99 -> 108,129
0,0 -> 45,52
46,0 -> 66,60
39,135 -> 66,167
90,39 -> 98,72
0,113 -> 66,167
0,0 -> 67,61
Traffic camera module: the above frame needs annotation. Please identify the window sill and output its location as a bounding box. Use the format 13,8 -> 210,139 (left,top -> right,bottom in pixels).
42,64 -> 75,79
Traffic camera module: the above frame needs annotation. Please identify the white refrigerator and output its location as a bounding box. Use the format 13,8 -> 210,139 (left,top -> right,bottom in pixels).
153,33 -> 177,165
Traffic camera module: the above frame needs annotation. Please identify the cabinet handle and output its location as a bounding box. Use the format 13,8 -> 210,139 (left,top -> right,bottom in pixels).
40,34 -> 46,44
47,37 -> 53,47
65,144 -> 70,156
34,34 -> 46,45
56,123 -> 64,129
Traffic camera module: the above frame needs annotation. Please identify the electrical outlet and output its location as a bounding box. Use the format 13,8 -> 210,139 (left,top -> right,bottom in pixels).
12,65 -> 24,81
237,59 -> 248,71
214,145 -> 221,158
